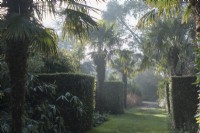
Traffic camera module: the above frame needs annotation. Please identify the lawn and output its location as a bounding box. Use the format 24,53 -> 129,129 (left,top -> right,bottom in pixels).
87,108 -> 172,133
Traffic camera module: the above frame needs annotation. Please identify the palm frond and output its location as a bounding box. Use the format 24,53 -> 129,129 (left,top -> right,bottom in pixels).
33,1 -> 57,21
182,4 -> 192,23
30,28 -> 58,55
62,8 -> 98,40
2,14 -> 38,41
138,0 -> 184,28
146,0 -> 181,10
1,13 -> 58,55
137,9 -> 158,28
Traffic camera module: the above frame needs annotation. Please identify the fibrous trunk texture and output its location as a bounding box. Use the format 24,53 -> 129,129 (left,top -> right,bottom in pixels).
6,41 -> 28,133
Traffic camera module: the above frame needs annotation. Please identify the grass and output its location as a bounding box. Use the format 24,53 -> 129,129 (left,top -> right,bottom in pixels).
87,108 -> 172,133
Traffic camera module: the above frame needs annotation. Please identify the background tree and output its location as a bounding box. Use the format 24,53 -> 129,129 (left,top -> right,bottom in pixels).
89,21 -> 121,112
41,49 -> 79,73
140,17 -> 196,76
102,0 -> 148,45
110,49 -> 141,108
141,17 -> 196,111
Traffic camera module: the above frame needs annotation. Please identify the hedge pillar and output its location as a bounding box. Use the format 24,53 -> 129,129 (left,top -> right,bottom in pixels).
171,76 -> 198,132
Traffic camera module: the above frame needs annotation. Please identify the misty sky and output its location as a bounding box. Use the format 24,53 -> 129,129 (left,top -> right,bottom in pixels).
43,1 -> 109,28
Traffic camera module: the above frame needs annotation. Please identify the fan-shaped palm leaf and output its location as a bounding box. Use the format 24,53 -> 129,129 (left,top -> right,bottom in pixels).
30,28 -> 58,55
1,14 -> 58,55
138,0 -> 193,28
62,8 -> 98,40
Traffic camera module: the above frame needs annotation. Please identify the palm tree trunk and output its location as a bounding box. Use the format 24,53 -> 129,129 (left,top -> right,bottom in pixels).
165,82 -> 170,114
95,56 -> 106,113
6,41 -> 28,133
196,14 -> 200,37
5,1 -> 32,132
122,72 -> 127,108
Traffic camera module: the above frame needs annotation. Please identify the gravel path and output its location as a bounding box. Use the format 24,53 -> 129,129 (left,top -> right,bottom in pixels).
140,101 -> 159,108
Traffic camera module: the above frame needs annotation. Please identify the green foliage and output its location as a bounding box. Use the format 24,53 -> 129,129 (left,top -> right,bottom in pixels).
0,111 -> 11,133
195,47 -> 200,127
101,82 -> 124,114
157,78 -> 168,100
170,76 -> 198,132
92,112 -> 109,127
140,17 -> 196,76
110,50 -> 141,77
37,73 -> 95,132
27,49 -> 79,73
61,8 -> 98,40
107,72 -> 120,81
138,0 -> 193,28
27,75 -> 87,133
0,74 -> 84,133
41,50 -> 79,73
27,53 -> 45,73
103,0 -> 147,45
80,61 -> 96,75
0,57 -> 9,91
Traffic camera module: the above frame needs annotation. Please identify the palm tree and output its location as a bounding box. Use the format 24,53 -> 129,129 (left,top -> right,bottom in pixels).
138,0 -> 200,34
140,17 -> 196,76
89,21 -> 121,112
0,1 -> 101,133
110,50 -> 141,108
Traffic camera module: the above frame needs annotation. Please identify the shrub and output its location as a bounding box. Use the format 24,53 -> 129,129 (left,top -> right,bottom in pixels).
37,73 -> 95,133
0,74 -> 70,133
170,76 -> 198,132
41,50 -> 79,73
126,93 -> 142,108
101,81 -> 124,114
92,112 -> 108,127
126,84 -> 142,108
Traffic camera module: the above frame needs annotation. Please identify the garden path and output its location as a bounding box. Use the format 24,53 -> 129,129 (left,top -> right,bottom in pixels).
87,101 -> 172,133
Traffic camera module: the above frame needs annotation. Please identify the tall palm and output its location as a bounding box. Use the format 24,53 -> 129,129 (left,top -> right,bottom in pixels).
0,1 -> 101,133
110,50 -> 141,108
89,21 -> 121,112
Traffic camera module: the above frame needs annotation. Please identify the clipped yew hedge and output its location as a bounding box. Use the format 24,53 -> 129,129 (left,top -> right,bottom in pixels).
101,81 -> 124,114
37,73 -> 95,133
171,76 -> 198,132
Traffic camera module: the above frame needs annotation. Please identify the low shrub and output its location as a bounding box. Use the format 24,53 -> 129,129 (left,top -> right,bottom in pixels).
41,50 -> 79,73
101,81 -> 124,114
170,76 -> 198,132
92,112 -> 109,127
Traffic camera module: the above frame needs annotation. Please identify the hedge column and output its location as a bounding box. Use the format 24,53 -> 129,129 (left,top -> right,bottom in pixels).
101,82 -> 124,114
171,76 -> 198,132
